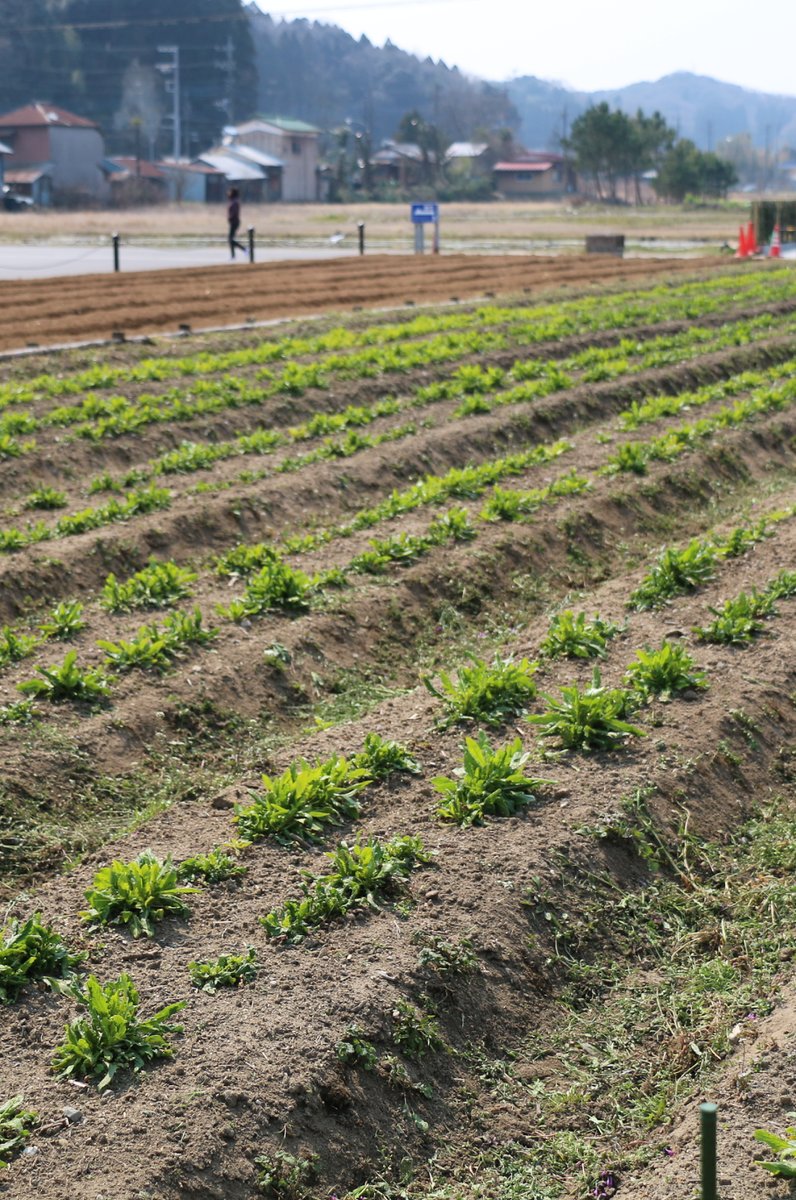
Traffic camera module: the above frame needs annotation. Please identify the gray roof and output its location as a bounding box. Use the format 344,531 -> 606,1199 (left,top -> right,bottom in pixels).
0,140 -> 12,155
446,142 -> 488,158
222,143 -> 283,170
197,152 -> 265,181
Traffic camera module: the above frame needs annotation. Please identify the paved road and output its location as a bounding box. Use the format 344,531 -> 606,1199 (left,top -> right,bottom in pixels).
0,240 -> 360,279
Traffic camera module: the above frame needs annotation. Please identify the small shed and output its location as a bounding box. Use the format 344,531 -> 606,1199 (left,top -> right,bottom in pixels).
751,199 -> 796,249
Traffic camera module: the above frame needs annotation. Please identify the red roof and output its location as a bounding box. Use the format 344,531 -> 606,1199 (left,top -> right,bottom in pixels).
0,103 -> 97,129
494,161 -> 554,172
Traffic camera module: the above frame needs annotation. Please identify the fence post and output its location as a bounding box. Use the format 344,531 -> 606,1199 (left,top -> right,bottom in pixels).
248,226 -> 255,264
358,221 -> 365,255
700,1102 -> 717,1200
112,233 -> 120,273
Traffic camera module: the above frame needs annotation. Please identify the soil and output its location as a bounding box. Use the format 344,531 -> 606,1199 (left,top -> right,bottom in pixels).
0,253 -> 718,353
0,259 -> 794,1200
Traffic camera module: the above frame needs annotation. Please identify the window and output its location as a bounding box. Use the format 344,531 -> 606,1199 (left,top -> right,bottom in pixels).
291,139 -> 301,155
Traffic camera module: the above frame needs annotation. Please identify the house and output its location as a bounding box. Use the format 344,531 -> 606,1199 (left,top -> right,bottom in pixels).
198,143 -> 282,202
0,102 -> 109,206
446,142 -> 490,176
224,117 -> 320,201
493,151 -> 574,199
104,156 -> 167,206
0,139 -> 10,191
371,141 -> 437,189
156,160 -> 225,204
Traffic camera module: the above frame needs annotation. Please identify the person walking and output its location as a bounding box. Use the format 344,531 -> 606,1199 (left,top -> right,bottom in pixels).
227,187 -> 248,260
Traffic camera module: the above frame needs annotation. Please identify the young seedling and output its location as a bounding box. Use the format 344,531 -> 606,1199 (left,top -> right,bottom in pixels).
0,625 -> 39,668
695,590 -> 776,645
424,654 -> 538,727
540,610 -> 620,659
624,642 -> 708,702
413,931 -> 479,978
529,669 -> 644,752
17,650 -> 111,703
433,732 -> 548,827
354,732 -> 422,778
24,486 -> 66,510
52,973 -> 185,1090
38,600 -> 86,640
82,851 -> 197,938
0,699 -> 37,724
188,948 -> 258,993
219,556 -> 314,619
100,560 -> 197,612
234,755 -> 369,844
0,913 -> 85,1004
177,847 -> 247,885
628,540 -> 718,610
0,1095 -> 38,1167
336,1026 -> 378,1071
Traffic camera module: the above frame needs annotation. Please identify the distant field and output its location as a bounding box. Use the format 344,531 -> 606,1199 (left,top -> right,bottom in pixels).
0,199 -> 748,250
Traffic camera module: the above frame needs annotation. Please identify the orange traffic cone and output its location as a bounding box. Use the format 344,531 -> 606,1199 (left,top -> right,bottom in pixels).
770,224 -> 781,258
735,225 -> 747,257
747,221 -> 757,254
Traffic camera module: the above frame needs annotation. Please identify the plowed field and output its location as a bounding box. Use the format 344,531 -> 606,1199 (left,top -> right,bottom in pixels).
1,260 -> 795,1200
0,252 -> 715,352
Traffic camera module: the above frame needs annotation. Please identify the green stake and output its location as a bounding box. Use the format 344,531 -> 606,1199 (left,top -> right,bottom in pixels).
701,1102 -> 718,1200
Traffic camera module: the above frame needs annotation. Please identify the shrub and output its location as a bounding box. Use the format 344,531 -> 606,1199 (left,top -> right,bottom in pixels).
433,732 -> 548,827
17,651 -> 111,703
82,851 -> 196,938
528,669 -> 644,751
0,913 -> 85,1004
354,732 -> 421,778
540,610 -> 620,659
189,948 -> 258,993
52,973 -> 185,1090
424,654 -> 538,726
624,642 -> 708,701
235,756 -> 369,844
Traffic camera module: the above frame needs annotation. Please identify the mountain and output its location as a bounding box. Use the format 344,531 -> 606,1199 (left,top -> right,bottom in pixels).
504,71 -> 796,153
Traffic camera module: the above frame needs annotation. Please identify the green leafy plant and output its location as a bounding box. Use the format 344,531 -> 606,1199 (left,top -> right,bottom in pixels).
52,972 -> 185,1090
38,600 -> 86,640
0,913 -> 85,1004
695,590 -> 776,646
17,650 -> 111,703
528,669 -> 644,751
413,931 -> 479,977
24,486 -> 66,510
261,835 -> 430,944
624,642 -> 708,701
255,1149 -> 319,1199
391,1000 -> 445,1059
433,732 -> 548,827
177,847 -> 247,885
424,654 -> 538,726
189,947 -> 258,993
766,569 -> 796,600
0,624 -> 39,668
754,1125 -> 796,1178
82,851 -> 196,938
354,732 -> 422,778
215,542 -> 280,579
628,540 -> 718,610
336,1026 -> 378,1071
540,610 -> 620,659
234,755 -> 369,844
100,560 -> 197,612
219,556 -> 314,619
0,1095 -> 38,1168
0,699 -> 37,724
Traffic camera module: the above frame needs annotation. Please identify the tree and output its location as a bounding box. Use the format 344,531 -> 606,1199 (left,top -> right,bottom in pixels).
654,140 -> 737,201
563,102 -> 636,201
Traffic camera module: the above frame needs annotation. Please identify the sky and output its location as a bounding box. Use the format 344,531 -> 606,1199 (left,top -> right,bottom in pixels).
256,0 -> 796,98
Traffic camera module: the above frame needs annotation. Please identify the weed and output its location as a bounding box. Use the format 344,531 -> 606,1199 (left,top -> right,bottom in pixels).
539,611 -> 620,659
336,1026 -> 378,1070
189,947 -> 258,993
423,654 -> 538,727
255,1149 -> 318,1199
177,847 -> 247,885
235,755 -> 369,844
82,851 -> 197,938
628,540 -> 718,610
624,642 -> 708,701
0,1095 -> 37,1167
100,560 -> 197,612
529,669 -> 644,751
354,732 -> 422,778
261,835 -> 430,944
52,972 -> 185,1090
413,931 -> 479,977
391,1000 -> 445,1059
38,600 -> 86,640
0,913 -> 85,1004
433,732 -> 548,826
17,650 -> 111,703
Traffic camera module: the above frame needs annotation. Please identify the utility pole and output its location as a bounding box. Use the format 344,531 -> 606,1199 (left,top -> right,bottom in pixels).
156,44 -> 181,160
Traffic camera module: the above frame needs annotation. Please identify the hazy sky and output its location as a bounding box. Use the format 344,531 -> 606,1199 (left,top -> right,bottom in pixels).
258,0 -> 796,97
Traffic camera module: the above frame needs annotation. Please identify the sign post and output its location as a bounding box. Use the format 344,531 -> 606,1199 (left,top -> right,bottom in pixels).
411,202 -> 440,255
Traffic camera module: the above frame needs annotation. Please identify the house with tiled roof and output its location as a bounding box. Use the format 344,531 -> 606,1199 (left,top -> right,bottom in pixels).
223,117 -> 320,201
0,102 -> 108,205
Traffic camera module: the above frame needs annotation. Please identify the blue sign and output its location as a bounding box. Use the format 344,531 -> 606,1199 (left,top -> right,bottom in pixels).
411,202 -> 439,224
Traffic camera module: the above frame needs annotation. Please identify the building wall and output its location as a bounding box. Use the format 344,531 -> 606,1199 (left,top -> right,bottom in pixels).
236,128 -> 317,201
49,127 -> 108,201
495,170 -> 562,198
1,127 -> 50,164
